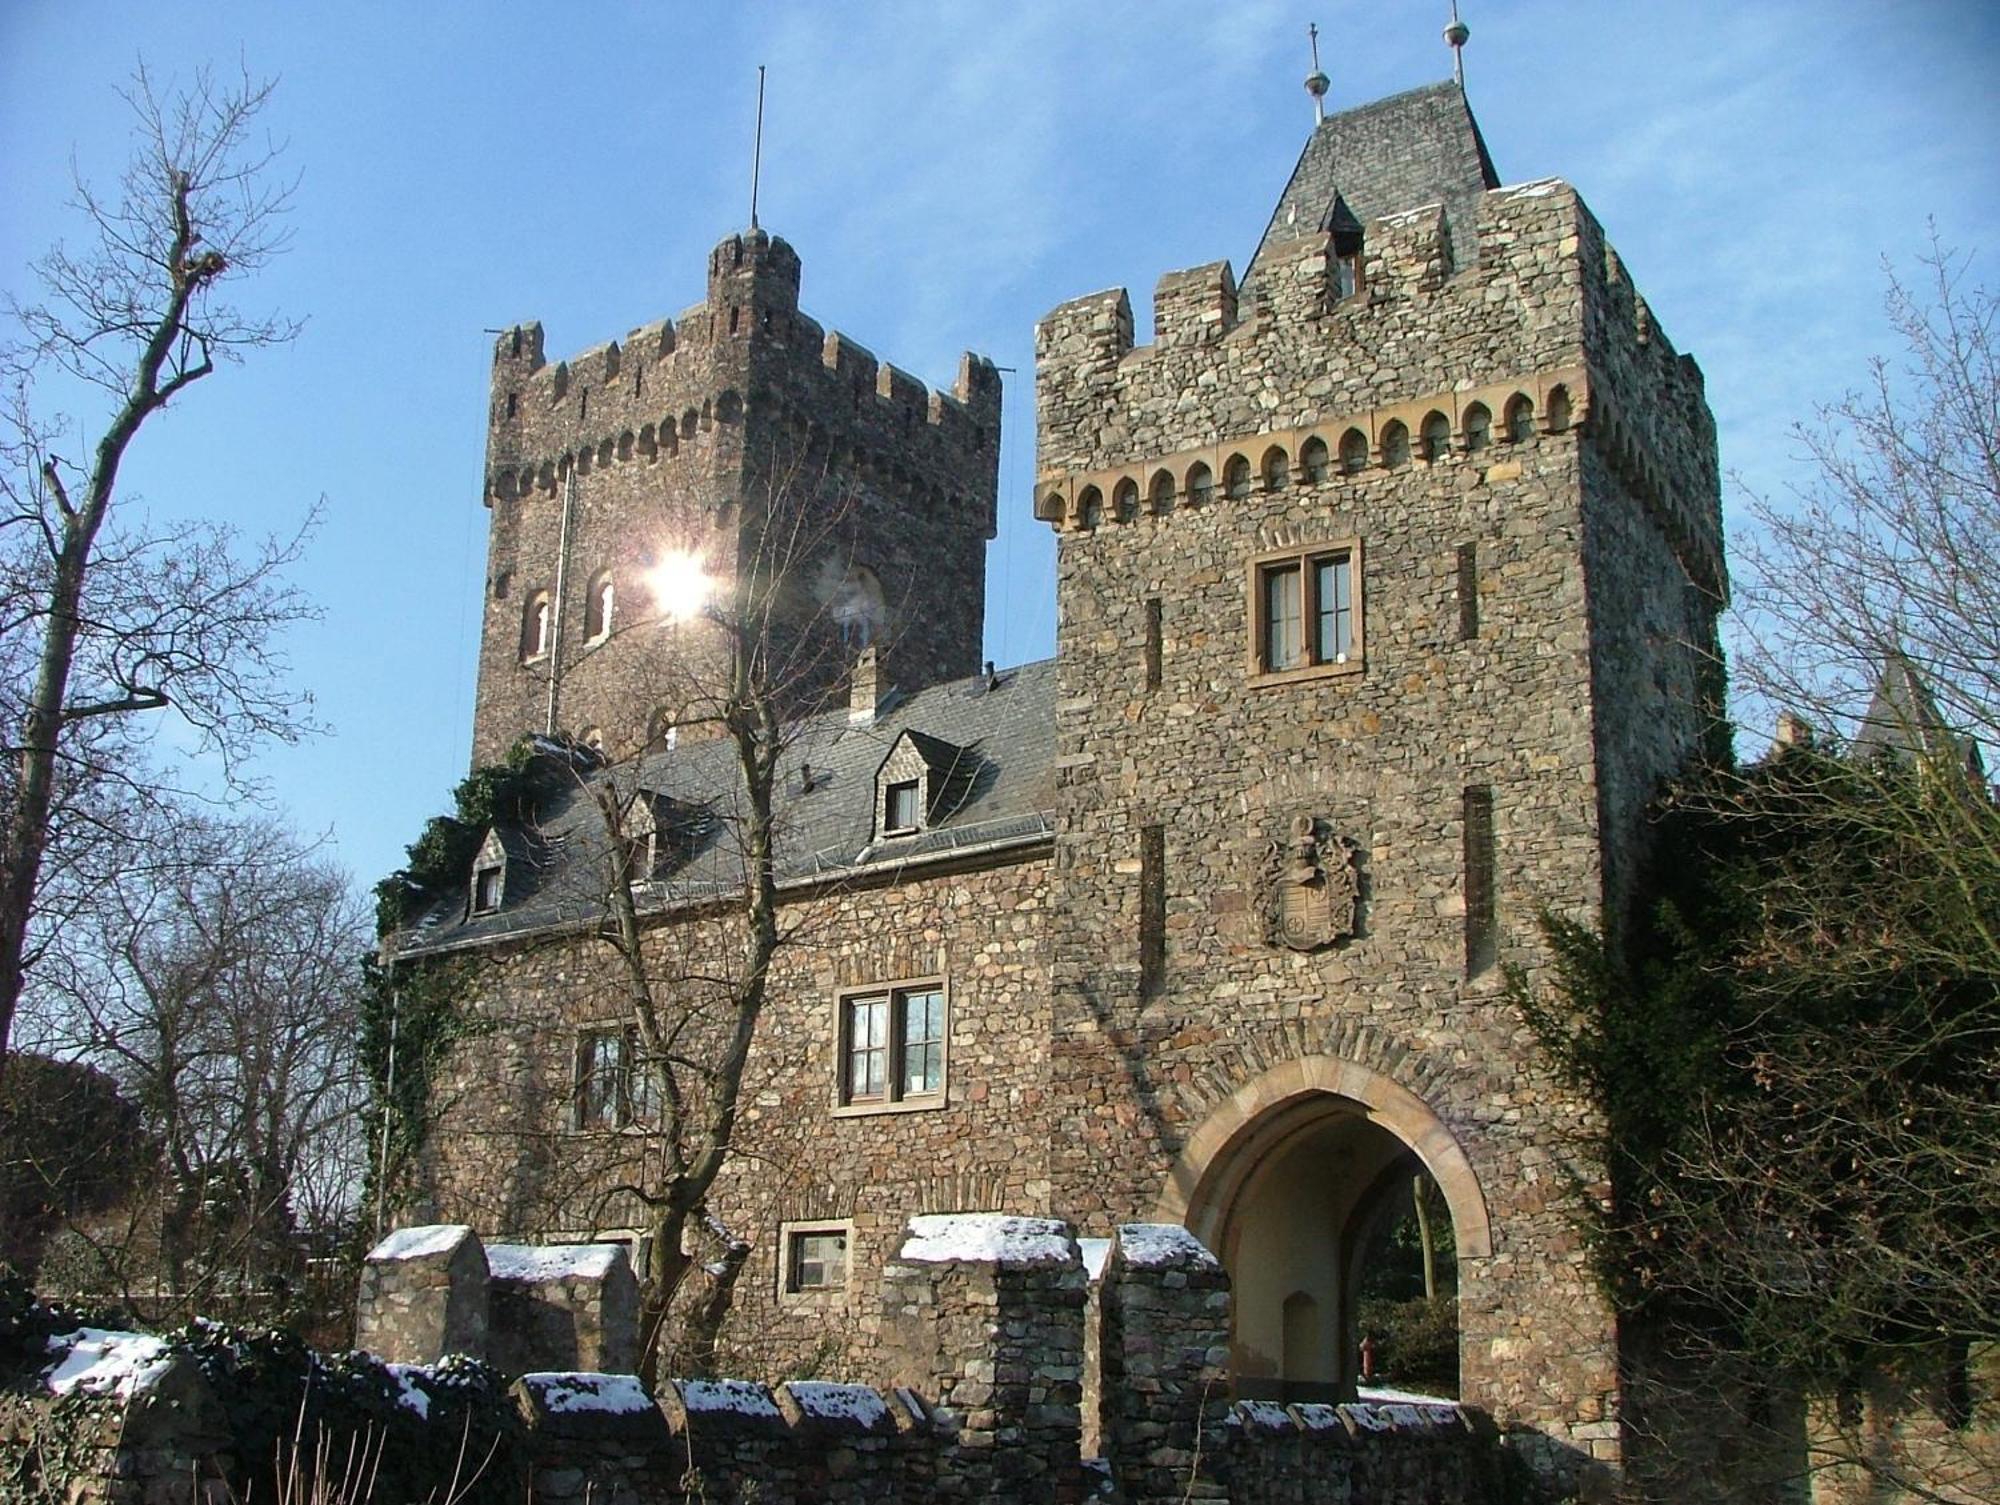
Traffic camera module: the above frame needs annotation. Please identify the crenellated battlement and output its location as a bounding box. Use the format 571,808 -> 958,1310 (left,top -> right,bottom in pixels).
1034,177 -> 1721,593
482,231 -> 1000,516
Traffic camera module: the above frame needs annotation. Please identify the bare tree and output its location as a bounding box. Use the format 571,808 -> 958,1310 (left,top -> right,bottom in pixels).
19,811 -> 370,1322
578,460 -> 872,1382
1513,246 -> 2000,1500
0,64 -> 314,1075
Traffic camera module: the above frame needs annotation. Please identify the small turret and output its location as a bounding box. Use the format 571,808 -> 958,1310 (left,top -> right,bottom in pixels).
707,227 -> 802,319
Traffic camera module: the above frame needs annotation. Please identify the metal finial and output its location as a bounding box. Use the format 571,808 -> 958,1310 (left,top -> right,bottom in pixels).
1304,22 -> 1330,123
1444,2 -> 1470,89
749,65 -> 767,230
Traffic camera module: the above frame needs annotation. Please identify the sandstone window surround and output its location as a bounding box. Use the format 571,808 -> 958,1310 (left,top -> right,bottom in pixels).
1248,540 -> 1364,685
583,569 -> 615,644
777,1218 -> 854,1303
834,979 -> 948,1117
520,588 -> 553,663
572,1026 -> 660,1132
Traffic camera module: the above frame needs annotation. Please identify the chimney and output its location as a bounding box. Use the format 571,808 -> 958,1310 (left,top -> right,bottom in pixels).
1771,710 -> 1814,755
849,645 -> 882,726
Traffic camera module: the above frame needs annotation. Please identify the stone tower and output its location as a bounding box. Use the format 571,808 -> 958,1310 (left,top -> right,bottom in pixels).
471,228 -> 1002,766
1032,81 -> 1723,1467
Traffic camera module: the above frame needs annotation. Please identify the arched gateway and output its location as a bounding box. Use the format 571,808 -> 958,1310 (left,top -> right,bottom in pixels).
1155,1055 -> 1491,1403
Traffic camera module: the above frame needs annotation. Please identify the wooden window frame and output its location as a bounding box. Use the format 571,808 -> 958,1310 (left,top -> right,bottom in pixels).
1247,539 -> 1364,686
832,978 -> 950,1117
883,778 -> 922,836
471,864 -> 503,916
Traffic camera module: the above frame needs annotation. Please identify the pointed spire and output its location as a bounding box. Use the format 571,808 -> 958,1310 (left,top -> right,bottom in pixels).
1304,23 -> 1330,124
1444,2 -> 1470,89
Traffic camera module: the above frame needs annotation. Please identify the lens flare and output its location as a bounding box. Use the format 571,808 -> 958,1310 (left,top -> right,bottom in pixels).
645,549 -> 715,623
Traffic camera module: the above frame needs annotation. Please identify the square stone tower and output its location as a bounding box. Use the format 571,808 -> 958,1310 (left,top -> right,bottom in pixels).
472,229 -> 1002,765
1033,82 -> 1723,1470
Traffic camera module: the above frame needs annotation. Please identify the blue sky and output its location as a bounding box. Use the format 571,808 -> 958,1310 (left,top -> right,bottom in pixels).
4,1 -> 1996,893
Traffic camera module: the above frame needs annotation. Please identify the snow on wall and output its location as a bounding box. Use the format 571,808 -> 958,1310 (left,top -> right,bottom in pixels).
40,1328 -> 174,1399
1114,1222 -> 1220,1269
784,1380 -> 891,1429
367,1224 -> 475,1263
897,1213 -> 1075,1267
486,1242 -> 624,1283
677,1377 -> 784,1420
521,1371 -> 657,1416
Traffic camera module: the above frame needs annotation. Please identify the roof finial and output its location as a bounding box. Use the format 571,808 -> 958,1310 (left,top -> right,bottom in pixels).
1304,22 -> 1330,124
749,64 -> 767,231
1444,2 -> 1470,89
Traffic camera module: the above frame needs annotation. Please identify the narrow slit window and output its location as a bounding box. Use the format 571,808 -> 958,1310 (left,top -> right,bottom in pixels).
1464,786 -> 1497,976
1143,597 -> 1163,690
1457,543 -> 1480,642
1140,825 -> 1166,997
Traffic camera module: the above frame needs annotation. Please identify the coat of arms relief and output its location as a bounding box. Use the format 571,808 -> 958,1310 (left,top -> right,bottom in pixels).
1264,814 -> 1361,952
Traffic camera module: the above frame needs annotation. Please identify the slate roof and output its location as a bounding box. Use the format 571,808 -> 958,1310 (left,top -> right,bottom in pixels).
393,659 -> 1057,957
1242,80 -> 1500,300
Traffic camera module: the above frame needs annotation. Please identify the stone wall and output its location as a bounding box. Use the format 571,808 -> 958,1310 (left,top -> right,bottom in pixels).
414,849 -> 1057,1381
7,1217 -> 1504,1505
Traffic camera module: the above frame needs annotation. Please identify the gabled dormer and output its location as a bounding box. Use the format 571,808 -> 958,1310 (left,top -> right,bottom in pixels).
469,828 -> 508,916
873,729 -> 977,840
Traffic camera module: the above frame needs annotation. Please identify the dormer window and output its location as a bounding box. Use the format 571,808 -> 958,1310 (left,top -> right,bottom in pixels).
469,827 -> 508,916
1332,226 -> 1364,300
874,729 -> 977,842
884,780 -> 920,835
621,791 -> 710,883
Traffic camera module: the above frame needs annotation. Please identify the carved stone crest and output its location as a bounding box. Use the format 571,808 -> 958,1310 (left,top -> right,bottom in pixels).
1264,815 -> 1360,952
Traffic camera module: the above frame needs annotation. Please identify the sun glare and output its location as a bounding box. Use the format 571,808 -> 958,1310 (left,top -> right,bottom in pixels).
645,549 -> 715,623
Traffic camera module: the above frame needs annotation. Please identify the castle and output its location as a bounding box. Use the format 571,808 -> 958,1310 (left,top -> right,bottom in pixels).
394,75 -> 1723,1480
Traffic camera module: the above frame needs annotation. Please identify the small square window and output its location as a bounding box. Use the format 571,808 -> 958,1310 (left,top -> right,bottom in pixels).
779,1219 -> 855,1301
1250,543 -> 1363,683
473,865 -> 503,915
788,1229 -> 848,1292
837,982 -> 948,1113
884,779 -> 920,834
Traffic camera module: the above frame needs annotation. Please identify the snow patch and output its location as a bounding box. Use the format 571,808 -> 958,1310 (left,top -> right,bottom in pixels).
898,1214 -> 1073,1267
1115,1223 -> 1219,1270
367,1224 -> 473,1263
42,1328 -> 174,1399
1357,1384 -> 1458,1408
1078,1237 -> 1113,1282
1233,1398 -> 1294,1430
678,1377 -> 783,1419
486,1242 -> 623,1282
385,1363 -> 432,1418
784,1381 -> 889,1428
523,1372 -> 656,1416
1502,176 -> 1566,199
1293,1402 -> 1342,1431
1379,201 -> 1442,226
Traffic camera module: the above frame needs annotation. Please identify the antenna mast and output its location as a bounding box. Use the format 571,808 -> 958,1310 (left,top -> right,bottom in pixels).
750,64 -> 767,230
